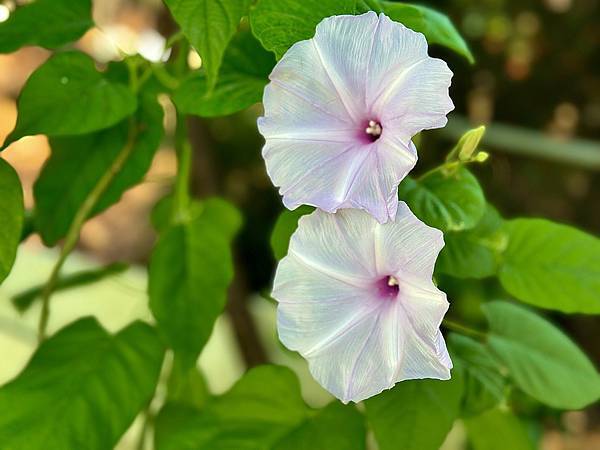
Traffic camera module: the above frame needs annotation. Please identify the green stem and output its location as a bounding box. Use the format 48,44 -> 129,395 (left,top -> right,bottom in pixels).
172,112 -> 192,222
37,122 -> 139,342
442,319 -> 487,340
417,160 -> 462,181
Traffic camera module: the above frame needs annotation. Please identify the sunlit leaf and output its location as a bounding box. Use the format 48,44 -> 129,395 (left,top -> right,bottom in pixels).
0,158 -> 24,284
164,0 -> 251,92
0,318 -> 164,450
483,301 -> 600,409
499,219 -> 600,314
3,52 -> 137,149
0,0 -> 93,53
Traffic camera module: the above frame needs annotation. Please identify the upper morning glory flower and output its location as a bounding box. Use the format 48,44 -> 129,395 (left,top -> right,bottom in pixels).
272,201 -> 452,403
259,12 -> 454,223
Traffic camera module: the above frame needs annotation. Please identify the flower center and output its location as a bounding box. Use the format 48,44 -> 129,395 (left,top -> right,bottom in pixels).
376,275 -> 400,300
365,120 -> 382,142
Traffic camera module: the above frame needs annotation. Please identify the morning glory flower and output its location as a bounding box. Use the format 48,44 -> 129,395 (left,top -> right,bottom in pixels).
259,12 -> 454,223
272,202 -> 452,403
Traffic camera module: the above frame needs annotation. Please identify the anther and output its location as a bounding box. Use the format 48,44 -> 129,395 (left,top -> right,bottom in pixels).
365,120 -> 382,141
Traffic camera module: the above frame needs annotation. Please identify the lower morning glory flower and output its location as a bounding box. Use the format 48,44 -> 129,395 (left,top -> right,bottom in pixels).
259,12 -> 454,223
272,202 -> 452,403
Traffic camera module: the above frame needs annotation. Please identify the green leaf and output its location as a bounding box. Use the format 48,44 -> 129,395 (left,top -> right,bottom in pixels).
399,167 -> 485,232
155,365 -> 309,450
167,355 -> 209,410
448,334 -> 505,417
0,158 -> 24,284
365,375 -> 463,450
483,301 -> 600,409
270,206 -> 314,260
273,402 -> 366,450
250,0 -> 357,59
0,0 -> 93,53
437,204 -> 506,279
156,365 -> 364,450
33,91 -> 163,245
0,318 -> 164,450
380,1 -> 474,63
464,409 -> 535,450
499,219 -> 600,314
3,52 -> 137,149
149,199 -> 242,367
164,0 -> 251,92
174,31 -> 276,117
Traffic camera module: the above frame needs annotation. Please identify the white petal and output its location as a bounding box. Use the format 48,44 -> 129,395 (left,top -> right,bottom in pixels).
376,57 -> 454,144
342,140 -> 417,223
365,14 -> 429,107
262,139 -> 361,213
272,207 -> 452,403
311,12 -> 380,121
376,201 -> 445,280
287,208 -> 378,279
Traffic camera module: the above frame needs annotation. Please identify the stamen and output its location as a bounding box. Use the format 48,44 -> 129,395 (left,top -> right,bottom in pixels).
376,275 -> 400,299
365,120 -> 382,141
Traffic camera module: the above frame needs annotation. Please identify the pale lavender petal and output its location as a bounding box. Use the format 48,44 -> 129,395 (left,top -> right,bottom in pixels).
272,205 -> 452,403
287,208 -> 378,279
375,57 -> 454,145
365,14 -> 429,108
260,12 -> 454,223
376,201 -> 445,280
341,140 -> 417,223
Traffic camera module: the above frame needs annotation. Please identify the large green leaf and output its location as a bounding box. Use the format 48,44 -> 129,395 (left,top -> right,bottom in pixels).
499,219 -> 600,314
0,0 -> 93,53
464,409 -> 535,450
380,1 -> 474,63
155,365 -> 365,450
365,376 -> 463,450
149,199 -> 242,367
0,318 -> 164,450
2,52 -> 137,149
483,301 -> 600,409
270,206 -> 314,260
155,365 -> 308,450
34,92 -> 163,245
164,0 -> 251,92
174,31 -> 276,117
273,402 -> 365,450
448,334 -> 505,417
399,167 -> 485,232
437,204 -> 506,279
250,0 -> 357,59
0,158 -> 24,284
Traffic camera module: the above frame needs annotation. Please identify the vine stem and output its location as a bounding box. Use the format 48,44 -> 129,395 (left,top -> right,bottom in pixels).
172,112 -> 192,222
37,122 -> 139,342
442,319 -> 487,340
